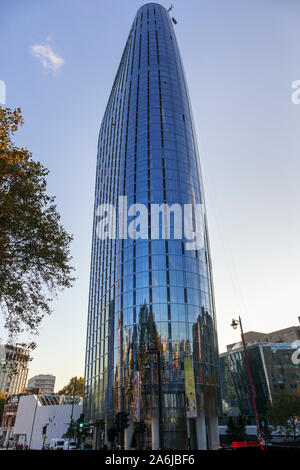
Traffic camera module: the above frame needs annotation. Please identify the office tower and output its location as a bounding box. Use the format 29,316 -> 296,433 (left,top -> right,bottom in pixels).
0,345 -> 29,397
84,3 -> 220,449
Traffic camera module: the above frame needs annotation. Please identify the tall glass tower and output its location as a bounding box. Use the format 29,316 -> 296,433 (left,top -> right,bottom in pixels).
84,3 -> 220,450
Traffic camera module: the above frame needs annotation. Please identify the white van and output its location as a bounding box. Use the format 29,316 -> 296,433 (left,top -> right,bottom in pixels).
63,440 -> 77,450
50,438 -> 65,450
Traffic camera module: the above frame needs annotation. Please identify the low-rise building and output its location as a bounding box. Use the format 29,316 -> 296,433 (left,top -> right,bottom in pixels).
220,342 -> 300,422
13,394 -> 82,449
0,389 -> 39,448
0,395 -> 20,448
27,374 -> 56,395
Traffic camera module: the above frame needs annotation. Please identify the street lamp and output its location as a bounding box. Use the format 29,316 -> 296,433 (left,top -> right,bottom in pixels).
42,423 -> 49,449
230,316 -> 264,450
68,376 -> 77,450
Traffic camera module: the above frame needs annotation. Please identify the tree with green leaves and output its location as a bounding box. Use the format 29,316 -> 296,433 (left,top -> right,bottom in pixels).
57,376 -> 84,397
235,414 -> 247,440
226,416 -> 236,443
261,421 -> 272,444
63,417 -> 76,439
0,106 -> 74,351
268,393 -> 300,441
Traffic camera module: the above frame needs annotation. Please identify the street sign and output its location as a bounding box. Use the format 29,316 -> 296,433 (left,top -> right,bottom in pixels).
42,436 -> 47,439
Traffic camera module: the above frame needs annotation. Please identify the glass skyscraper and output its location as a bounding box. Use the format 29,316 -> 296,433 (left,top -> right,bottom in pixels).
84,3 -> 220,450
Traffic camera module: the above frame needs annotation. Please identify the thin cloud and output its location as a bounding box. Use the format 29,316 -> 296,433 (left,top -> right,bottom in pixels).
30,43 -> 64,73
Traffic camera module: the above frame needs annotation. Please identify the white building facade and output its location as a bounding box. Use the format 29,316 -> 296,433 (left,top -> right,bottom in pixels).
13,395 -> 82,449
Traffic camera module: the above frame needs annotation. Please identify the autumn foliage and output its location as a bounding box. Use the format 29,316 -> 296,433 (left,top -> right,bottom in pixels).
0,106 -> 74,349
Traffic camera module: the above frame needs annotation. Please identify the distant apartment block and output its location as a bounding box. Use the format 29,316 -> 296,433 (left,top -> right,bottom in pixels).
0,345 -> 29,397
27,374 -> 56,395
226,318 -> 300,352
220,342 -> 300,421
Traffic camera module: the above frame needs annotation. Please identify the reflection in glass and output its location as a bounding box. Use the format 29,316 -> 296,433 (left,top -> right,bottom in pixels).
84,3 -> 221,450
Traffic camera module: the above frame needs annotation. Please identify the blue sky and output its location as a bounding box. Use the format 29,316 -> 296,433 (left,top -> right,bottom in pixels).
1,0 -> 300,390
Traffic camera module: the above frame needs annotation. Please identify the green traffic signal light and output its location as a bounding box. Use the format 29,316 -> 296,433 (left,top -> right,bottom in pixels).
78,413 -> 84,430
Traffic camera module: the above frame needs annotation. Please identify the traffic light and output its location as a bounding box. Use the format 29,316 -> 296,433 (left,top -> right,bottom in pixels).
42,425 -> 47,435
122,412 -> 129,430
108,427 -> 117,442
114,411 -> 130,431
114,412 -> 122,432
135,422 -> 141,433
134,421 -> 146,433
77,414 -> 84,431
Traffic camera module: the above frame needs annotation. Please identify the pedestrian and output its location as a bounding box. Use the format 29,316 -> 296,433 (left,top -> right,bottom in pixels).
185,438 -> 191,450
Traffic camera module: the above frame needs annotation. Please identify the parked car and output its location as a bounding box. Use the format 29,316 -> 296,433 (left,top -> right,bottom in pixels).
50,438 -> 65,450
63,440 -> 77,450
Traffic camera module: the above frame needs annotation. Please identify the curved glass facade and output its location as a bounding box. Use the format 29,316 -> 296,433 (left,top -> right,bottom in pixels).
84,3 -> 220,449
